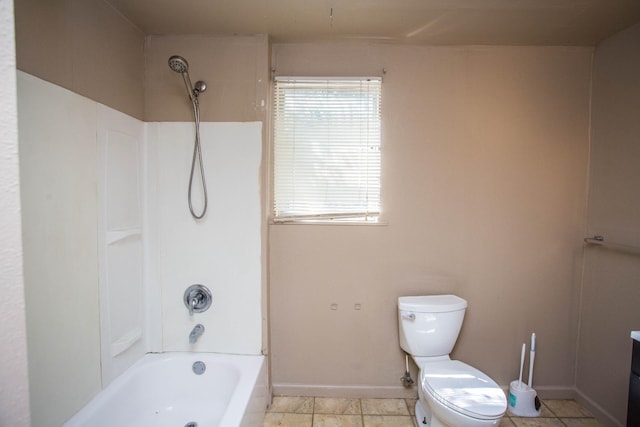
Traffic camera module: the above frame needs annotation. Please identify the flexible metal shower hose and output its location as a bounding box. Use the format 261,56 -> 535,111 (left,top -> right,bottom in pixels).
188,97 -> 208,219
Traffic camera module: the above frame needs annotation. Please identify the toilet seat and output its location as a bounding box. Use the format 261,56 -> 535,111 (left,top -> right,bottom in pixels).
421,360 -> 506,421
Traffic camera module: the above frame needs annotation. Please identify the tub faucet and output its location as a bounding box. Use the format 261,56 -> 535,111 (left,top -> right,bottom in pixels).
189,324 -> 205,344
183,284 -> 213,316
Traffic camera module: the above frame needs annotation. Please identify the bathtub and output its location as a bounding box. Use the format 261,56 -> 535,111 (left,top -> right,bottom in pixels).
64,353 -> 267,427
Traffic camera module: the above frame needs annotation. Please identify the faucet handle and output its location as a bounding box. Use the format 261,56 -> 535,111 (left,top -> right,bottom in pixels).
184,284 -> 212,316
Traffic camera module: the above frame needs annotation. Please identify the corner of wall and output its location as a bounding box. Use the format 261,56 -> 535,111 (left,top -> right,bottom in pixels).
0,2 -> 31,425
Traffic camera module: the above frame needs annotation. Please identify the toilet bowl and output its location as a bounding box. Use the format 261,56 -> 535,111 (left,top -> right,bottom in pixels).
417,359 -> 506,427
398,295 -> 506,427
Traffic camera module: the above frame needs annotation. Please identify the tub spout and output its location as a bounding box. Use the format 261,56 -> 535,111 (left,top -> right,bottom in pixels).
189,324 -> 205,344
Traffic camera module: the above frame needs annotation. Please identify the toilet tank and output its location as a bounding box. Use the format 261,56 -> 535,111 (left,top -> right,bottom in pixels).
398,295 -> 467,357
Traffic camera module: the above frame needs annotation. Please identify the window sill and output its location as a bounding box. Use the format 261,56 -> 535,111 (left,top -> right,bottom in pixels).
269,219 -> 388,226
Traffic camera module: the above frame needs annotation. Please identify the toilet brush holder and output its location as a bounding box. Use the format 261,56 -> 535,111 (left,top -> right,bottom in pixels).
508,380 -> 541,417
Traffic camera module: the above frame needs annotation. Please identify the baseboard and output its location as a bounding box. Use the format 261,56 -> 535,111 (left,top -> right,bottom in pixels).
275,383 -> 578,400
274,383 -> 577,400
272,383 -> 418,399
575,388 -> 624,427
532,385 -> 576,400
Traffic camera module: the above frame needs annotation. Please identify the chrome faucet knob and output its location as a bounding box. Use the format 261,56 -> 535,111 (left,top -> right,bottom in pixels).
188,296 -> 200,316
184,284 -> 212,316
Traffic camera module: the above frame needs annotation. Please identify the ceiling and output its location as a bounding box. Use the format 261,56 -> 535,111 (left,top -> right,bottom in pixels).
106,0 -> 640,46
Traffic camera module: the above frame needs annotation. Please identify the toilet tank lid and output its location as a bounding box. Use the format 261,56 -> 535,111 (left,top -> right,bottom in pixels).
398,295 -> 467,312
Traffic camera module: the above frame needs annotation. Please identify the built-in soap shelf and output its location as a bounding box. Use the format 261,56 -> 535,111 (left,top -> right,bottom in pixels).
110,327 -> 142,357
106,227 -> 141,245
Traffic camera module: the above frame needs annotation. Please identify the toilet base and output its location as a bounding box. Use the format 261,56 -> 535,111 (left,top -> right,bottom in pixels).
415,400 -> 428,425
415,400 -> 447,427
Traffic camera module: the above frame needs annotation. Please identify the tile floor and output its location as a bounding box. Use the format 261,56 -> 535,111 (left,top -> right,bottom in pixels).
263,396 -> 606,427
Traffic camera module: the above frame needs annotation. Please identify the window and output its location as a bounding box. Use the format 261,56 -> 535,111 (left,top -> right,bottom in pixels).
273,77 -> 381,223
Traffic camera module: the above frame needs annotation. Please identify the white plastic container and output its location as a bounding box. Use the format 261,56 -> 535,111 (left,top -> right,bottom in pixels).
508,380 -> 541,417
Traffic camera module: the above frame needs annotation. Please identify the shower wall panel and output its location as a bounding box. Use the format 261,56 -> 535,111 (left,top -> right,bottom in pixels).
147,122 -> 263,354
18,71 -> 101,427
96,105 -> 146,386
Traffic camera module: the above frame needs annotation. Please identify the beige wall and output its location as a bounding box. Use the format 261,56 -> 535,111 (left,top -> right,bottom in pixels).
577,22 -> 640,427
15,0 -> 145,119
144,35 -> 269,123
269,43 -> 592,397
13,1 -> 270,124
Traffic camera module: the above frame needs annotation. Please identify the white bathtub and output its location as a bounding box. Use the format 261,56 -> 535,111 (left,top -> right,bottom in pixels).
64,353 -> 267,427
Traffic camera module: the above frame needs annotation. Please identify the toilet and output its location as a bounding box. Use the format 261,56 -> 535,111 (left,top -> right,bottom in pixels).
398,295 -> 507,427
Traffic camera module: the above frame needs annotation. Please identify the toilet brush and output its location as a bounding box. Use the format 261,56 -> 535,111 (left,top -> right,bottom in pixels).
508,333 -> 541,417
528,333 -> 536,388
518,343 -> 525,387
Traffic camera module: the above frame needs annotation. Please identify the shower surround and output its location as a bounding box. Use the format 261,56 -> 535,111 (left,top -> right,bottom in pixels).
18,71 -> 265,426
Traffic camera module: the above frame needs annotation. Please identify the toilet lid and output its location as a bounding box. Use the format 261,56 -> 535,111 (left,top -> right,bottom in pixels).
421,360 -> 506,420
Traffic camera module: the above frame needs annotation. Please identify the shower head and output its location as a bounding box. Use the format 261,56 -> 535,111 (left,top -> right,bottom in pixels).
168,55 -> 207,101
168,55 -> 189,74
168,55 -> 206,101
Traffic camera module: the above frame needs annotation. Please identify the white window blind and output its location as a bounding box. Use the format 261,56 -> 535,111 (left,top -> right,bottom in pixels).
273,77 -> 381,222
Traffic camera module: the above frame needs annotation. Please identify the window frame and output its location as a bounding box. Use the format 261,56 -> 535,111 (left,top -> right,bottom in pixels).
271,76 -> 382,225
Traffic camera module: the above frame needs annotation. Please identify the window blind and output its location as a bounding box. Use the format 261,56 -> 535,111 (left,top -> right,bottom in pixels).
273,77 -> 381,222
